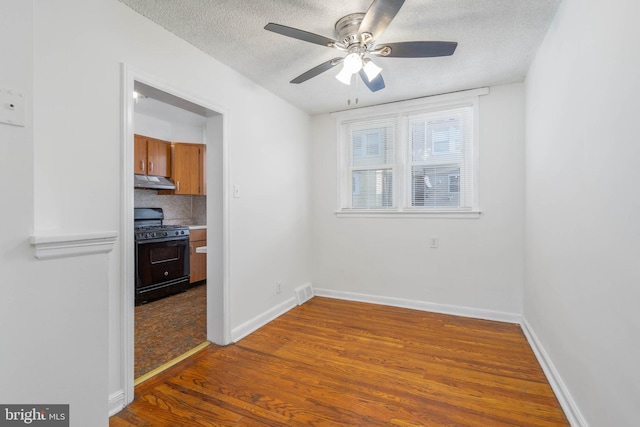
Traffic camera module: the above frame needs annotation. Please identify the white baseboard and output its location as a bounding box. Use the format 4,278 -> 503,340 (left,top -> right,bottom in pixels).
231,296 -> 297,342
520,318 -> 588,427
314,288 -> 522,324
108,390 -> 125,417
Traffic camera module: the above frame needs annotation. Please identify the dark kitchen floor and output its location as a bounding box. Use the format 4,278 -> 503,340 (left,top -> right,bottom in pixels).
134,283 -> 207,379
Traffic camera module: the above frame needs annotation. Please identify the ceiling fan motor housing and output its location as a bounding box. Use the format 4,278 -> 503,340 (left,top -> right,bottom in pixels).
335,13 -> 371,48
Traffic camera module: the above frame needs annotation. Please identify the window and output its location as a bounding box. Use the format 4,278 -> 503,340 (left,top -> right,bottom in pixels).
336,88 -> 485,217
409,108 -> 469,209
348,121 -> 395,209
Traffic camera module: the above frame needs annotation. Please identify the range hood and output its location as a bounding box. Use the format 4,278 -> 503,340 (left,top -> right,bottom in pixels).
134,174 -> 176,190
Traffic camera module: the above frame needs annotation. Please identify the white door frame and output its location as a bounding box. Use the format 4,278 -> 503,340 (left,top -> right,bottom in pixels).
120,63 -> 231,407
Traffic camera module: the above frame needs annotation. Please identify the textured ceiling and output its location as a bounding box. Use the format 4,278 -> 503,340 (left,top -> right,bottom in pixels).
119,0 -> 560,115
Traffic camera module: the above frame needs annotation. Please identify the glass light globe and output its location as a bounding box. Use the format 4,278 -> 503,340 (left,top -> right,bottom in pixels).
335,53 -> 363,85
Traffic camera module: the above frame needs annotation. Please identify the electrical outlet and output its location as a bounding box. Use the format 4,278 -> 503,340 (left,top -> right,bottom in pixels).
429,237 -> 439,248
276,282 -> 282,294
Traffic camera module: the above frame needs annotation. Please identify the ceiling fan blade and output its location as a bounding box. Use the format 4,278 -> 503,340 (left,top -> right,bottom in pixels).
374,41 -> 458,58
265,23 -> 337,48
291,57 -> 343,84
358,70 -> 385,92
359,0 -> 405,41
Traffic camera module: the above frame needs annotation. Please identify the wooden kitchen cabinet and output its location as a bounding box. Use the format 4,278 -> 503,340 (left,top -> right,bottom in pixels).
189,228 -> 207,284
163,142 -> 206,195
134,134 -> 171,177
133,135 -> 147,175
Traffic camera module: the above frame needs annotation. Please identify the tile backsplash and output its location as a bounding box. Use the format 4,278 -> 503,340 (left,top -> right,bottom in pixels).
135,189 -> 206,226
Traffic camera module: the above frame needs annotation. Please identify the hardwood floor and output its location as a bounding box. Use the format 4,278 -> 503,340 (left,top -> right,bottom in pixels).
111,297 -> 568,426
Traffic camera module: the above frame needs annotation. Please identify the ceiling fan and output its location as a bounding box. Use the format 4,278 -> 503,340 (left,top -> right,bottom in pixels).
264,0 -> 457,92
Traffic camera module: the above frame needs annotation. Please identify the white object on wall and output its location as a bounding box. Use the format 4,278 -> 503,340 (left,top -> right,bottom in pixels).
0,88 -> 26,127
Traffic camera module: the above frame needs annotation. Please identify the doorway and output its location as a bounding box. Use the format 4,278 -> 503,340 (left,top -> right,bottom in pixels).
121,65 -> 230,407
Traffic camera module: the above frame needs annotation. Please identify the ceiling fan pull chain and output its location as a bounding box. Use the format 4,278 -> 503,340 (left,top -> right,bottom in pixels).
355,74 -> 360,104
347,74 -> 356,105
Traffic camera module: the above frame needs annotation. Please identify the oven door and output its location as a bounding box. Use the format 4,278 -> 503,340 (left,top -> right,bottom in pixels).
135,236 -> 190,304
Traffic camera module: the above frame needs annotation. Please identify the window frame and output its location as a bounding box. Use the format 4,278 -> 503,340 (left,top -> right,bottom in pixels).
334,88 -> 487,218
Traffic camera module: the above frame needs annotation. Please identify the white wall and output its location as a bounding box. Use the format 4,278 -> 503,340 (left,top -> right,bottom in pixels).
310,83 -> 525,317
227,92 -> 311,327
524,0 -> 640,425
1,2 -> 112,426
204,115 -> 225,344
0,0 -> 312,425
134,112 -> 173,141
134,98 -> 207,143
0,0 -> 34,407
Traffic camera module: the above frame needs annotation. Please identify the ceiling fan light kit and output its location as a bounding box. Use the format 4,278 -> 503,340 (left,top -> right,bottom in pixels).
336,52 -> 366,85
264,0 -> 457,94
363,58 -> 382,81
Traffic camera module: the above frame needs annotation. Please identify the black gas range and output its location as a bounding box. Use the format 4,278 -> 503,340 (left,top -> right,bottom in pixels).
134,208 -> 190,305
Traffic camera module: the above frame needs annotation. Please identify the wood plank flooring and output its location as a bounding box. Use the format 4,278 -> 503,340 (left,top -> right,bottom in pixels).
111,297 -> 569,426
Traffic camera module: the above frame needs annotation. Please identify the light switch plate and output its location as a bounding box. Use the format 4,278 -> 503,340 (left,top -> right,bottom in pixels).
0,88 -> 26,127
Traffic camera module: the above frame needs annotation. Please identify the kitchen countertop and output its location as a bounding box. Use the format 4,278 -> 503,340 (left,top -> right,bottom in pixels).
189,225 -> 207,230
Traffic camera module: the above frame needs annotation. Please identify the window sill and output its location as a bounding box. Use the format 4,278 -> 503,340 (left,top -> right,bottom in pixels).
335,209 -> 482,219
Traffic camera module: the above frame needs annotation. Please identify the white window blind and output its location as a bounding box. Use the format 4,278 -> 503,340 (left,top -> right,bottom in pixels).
409,107 -> 474,209
347,120 -> 395,209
